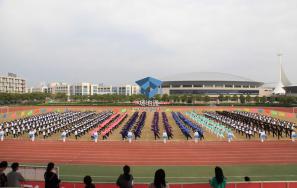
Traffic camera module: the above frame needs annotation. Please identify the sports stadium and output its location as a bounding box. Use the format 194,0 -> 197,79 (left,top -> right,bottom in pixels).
161,72 -> 264,96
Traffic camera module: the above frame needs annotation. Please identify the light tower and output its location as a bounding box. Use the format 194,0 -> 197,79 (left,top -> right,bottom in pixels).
273,53 -> 291,95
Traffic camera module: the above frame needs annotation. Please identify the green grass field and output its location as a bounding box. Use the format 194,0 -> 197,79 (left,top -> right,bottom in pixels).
45,164 -> 297,183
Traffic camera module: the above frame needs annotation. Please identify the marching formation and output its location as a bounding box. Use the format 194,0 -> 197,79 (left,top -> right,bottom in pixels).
203,110 -> 296,142
0,109 -> 296,142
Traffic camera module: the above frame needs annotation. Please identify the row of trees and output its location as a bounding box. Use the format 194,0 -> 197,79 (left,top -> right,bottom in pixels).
0,92 -> 296,105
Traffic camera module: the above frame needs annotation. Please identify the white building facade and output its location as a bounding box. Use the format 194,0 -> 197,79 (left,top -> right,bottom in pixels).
98,85 -> 140,96
0,73 -> 26,93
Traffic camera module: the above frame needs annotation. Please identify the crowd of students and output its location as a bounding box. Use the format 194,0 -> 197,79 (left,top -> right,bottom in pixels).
204,111 -> 296,141
0,111 -> 113,141
0,161 -> 227,188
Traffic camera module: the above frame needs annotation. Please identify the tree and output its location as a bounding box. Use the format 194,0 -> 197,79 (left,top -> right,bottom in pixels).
161,94 -> 169,102
260,96 -> 267,103
154,94 -> 161,101
203,95 -> 210,103
253,96 -> 260,103
239,95 -> 246,104
195,95 -> 203,102
218,94 -> 224,102
180,95 -> 187,103
245,95 -> 251,103
54,93 -> 67,102
223,95 -> 230,102
232,95 -> 239,102
171,95 -> 180,103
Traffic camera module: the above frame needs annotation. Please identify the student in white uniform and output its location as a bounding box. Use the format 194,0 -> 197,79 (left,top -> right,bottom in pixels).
74,130 -> 78,140
227,131 -> 234,143
93,131 -> 98,143
127,131 -> 133,143
29,130 -> 35,141
12,129 -> 16,138
0,129 -> 4,141
162,131 -> 168,144
260,130 -> 266,143
291,131 -> 296,142
61,130 -> 67,142
43,130 -> 46,139
194,131 -> 199,143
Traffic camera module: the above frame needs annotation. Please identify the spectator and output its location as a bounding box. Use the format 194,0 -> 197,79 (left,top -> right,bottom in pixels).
44,162 -> 60,188
7,162 -> 25,187
149,169 -> 168,188
83,175 -> 95,188
116,165 -> 133,188
244,176 -> 251,182
209,166 -> 226,188
0,161 -> 8,187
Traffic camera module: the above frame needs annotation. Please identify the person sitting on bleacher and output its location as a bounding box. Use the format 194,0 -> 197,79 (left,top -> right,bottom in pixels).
0,161 -> 8,187
149,169 -> 168,188
44,162 -> 60,188
116,165 -> 133,188
7,162 -> 25,187
83,175 -> 95,188
209,166 -> 226,188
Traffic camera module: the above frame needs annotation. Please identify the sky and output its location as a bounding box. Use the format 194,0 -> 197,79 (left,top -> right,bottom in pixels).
1,0 -> 297,87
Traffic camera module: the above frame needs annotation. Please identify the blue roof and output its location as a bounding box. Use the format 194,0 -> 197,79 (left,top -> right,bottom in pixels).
136,77 -> 162,98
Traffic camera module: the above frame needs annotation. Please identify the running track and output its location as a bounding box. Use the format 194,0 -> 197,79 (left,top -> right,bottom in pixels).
1,140 -> 297,165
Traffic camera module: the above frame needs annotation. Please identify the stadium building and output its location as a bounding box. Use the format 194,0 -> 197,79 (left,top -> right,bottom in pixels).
160,72 -> 266,97
284,85 -> 297,96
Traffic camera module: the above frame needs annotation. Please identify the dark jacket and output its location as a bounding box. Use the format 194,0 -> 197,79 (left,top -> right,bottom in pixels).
0,172 -> 7,187
44,171 -> 60,188
116,174 -> 133,188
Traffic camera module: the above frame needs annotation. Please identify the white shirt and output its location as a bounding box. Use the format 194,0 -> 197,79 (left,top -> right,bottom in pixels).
162,132 -> 168,138
194,131 -> 199,138
128,131 -> 133,138
61,131 -> 66,137
29,131 -> 34,136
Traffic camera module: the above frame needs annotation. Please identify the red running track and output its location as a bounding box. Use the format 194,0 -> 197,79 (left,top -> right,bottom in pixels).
0,140 -> 297,165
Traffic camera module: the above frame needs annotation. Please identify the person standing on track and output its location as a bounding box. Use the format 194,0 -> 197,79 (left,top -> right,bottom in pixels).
93,131 -> 98,143
194,130 -> 199,143
162,131 -> 168,144
227,131 -> 234,143
291,131 -> 296,142
260,130 -> 266,143
127,131 -> 133,143
0,129 -> 4,141
74,130 -> 78,140
43,130 -> 46,139
29,129 -> 35,142
61,130 -> 67,142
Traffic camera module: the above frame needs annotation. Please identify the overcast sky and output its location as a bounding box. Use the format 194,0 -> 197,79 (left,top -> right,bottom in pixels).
1,0 -> 297,87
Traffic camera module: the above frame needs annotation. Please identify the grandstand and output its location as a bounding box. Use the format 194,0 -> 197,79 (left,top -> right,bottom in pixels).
160,72 -> 266,97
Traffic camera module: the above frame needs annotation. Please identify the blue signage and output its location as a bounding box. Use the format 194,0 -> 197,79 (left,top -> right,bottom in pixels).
136,77 -> 162,98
